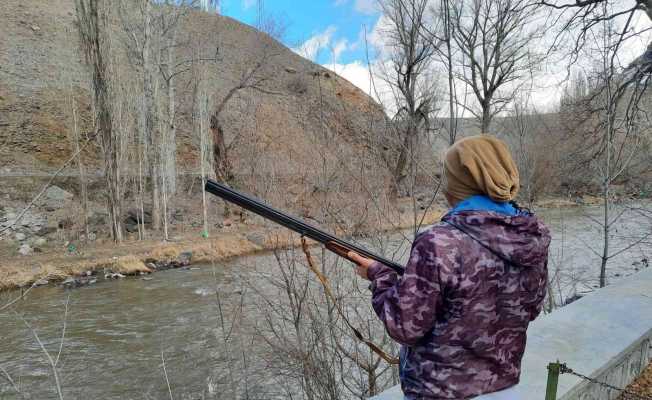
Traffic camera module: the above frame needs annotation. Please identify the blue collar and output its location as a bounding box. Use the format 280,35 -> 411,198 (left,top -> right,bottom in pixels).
447,195 -> 519,217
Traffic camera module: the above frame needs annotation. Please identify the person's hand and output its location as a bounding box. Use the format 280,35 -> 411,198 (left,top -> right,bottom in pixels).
347,251 -> 375,280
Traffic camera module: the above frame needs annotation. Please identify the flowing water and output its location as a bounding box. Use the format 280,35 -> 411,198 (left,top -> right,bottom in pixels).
0,203 -> 650,399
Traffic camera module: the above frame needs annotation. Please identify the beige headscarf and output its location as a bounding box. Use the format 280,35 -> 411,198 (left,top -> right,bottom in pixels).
444,135 -> 520,203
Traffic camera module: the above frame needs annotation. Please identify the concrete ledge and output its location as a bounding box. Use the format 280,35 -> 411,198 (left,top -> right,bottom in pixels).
371,268 -> 652,400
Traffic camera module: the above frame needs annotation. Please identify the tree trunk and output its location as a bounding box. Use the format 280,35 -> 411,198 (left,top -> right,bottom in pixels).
443,0 -> 457,145
210,116 -> 232,183
142,0 -> 161,232
69,81 -> 89,239
368,369 -> 377,396
481,103 -> 491,134
76,0 -> 123,242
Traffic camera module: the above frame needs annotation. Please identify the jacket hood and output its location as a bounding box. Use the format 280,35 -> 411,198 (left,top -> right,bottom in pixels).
441,210 -> 551,268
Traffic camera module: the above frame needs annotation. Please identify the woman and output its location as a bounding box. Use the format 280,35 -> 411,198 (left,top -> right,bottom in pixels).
349,135 -> 551,400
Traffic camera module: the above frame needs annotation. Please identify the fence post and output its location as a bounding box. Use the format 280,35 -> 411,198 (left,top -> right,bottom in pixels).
545,362 -> 561,400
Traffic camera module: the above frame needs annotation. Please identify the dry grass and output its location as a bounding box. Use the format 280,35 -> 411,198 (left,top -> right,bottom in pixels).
0,207 -> 444,292
620,362 -> 652,399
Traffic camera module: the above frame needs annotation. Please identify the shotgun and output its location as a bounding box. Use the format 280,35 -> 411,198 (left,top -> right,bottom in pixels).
204,179 -> 405,275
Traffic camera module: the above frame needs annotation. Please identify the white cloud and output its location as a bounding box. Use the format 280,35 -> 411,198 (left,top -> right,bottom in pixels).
324,60 -> 396,111
294,26 -> 355,64
334,0 -> 378,14
354,0 -> 378,15
324,61 -> 372,94
242,0 -> 256,10
331,38 -> 349,63
293,26 -> 338,62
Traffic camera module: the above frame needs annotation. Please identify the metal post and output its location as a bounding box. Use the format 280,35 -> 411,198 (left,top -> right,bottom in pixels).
545,362 -> 561,400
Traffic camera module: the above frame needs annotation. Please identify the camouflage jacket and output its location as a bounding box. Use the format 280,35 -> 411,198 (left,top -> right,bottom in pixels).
368,210 -> 551,399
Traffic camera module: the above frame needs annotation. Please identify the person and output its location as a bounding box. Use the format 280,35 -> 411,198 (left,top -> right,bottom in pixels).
348,135 -> 551,400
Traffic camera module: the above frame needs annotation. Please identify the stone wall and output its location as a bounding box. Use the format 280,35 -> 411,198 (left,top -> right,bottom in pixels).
371,268 -> 652,400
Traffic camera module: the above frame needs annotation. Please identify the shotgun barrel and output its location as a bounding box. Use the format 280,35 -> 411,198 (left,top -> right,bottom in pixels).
204,179 -> 405,275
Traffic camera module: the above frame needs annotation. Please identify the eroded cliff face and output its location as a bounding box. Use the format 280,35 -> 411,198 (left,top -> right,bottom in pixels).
0,0 -> 385,174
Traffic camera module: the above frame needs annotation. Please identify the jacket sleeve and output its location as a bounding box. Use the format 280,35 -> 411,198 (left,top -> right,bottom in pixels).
529,259 -> 549,321
367,234 -> 444,346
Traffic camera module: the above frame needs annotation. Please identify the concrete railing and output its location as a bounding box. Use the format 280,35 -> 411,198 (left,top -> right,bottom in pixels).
371,268 -> 652,400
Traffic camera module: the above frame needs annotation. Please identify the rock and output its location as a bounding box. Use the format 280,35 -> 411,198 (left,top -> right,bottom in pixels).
88,212 -> 107,226
88,232 -> 96,241
285,67 -> 297,74
34,278 -> 49,286
62,276 -> 97,289
35,226 -> 56,237
104,272 -> 126,279
34,237 -> 47,246
44,206 -> 56,212
18,244 -> 33,255
178,251 -> 192,266
223,218 -> 233,227
58,218 -> 74,230
45,186 -> 73,202
125,223 -> 138,233
246,232 -> 266,247
15,232 -> 26,241
63,277 -> 76,286
125,209 -> 152,224
172,209 -> 184,222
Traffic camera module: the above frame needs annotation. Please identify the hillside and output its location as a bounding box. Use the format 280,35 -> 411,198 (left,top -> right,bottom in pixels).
0,0 -> 427,266
0,0 -> 384,173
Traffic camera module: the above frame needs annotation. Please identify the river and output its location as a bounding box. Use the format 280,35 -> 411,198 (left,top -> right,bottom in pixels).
0,203 -> 650,399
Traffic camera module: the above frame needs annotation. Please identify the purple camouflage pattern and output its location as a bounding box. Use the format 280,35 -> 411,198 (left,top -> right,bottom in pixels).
368,210 -> 551,399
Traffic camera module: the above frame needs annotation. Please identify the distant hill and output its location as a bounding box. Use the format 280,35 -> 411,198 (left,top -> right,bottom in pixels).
0,0 -> 384,174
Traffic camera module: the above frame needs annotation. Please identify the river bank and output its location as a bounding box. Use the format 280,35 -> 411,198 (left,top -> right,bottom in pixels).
0,206 -> 446,292
0,194 -> 629,293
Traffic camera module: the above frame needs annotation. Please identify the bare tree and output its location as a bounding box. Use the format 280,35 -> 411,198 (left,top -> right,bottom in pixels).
209,47 -> 282,187
498,96 -> 557,208
550,0 -> 652,287
376,0 -> 439,195
75,0 -> 124,242
448,0 -> 543,133
254,0 -> 287,41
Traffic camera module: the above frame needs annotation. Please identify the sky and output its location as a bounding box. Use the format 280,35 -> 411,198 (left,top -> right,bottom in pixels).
218,0 -> 381,93
216,0 -> 652,114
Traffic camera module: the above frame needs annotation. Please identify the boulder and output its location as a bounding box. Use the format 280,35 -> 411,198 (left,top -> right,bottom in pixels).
88,212 -> 107,226
246,232 -> 267,247
34,278 -> 49,286
18,243 -> 33,255
58,218 -> 74,230
15,232 -> 26,241
125,209 -> 152,224
44,186 -> 73,202
35,226 -> 57,237
178,251 -> 193,266
34,237 -> 47,246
